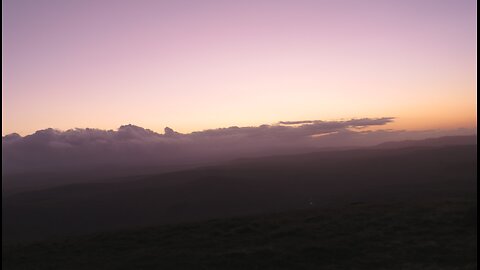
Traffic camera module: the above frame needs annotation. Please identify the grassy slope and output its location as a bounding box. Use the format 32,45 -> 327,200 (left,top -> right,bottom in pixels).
3,197 -> 476,270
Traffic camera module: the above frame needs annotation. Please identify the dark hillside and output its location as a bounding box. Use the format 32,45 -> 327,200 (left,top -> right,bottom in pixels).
3,144 -> 476,243
3,198 -> 476,270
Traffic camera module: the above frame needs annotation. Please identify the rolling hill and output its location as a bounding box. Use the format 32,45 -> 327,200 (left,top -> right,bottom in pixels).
3,139 -> 477,243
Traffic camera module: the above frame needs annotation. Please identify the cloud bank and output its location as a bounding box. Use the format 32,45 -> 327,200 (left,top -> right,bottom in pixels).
2,117 -> 474,175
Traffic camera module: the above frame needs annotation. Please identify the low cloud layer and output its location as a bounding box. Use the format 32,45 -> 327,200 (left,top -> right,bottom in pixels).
2,117 -> 475,175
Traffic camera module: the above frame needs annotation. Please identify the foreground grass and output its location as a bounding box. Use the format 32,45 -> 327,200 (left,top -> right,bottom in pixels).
3,198 -> 477,270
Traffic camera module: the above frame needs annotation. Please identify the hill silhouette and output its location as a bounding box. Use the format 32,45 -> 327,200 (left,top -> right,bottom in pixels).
2,136 -> 477,269
3,136 -> 477,243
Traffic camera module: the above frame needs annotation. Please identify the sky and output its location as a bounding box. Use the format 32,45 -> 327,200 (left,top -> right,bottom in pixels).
2,0 -> 477,136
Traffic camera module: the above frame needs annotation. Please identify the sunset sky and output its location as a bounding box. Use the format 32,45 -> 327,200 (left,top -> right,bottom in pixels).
2,0 -> 477,136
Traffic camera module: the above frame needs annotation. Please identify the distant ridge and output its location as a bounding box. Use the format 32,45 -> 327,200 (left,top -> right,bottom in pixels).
372,135 -> 477,149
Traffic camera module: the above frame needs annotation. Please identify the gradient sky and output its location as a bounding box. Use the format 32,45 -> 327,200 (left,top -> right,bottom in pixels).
2,0 -> 477,136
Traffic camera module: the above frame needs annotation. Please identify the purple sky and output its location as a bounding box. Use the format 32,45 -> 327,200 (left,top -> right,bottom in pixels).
2,0 -> 477,135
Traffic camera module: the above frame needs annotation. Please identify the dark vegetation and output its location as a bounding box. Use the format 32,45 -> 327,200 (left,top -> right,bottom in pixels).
3,199 -> 477,269
2,136 -> 477,269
